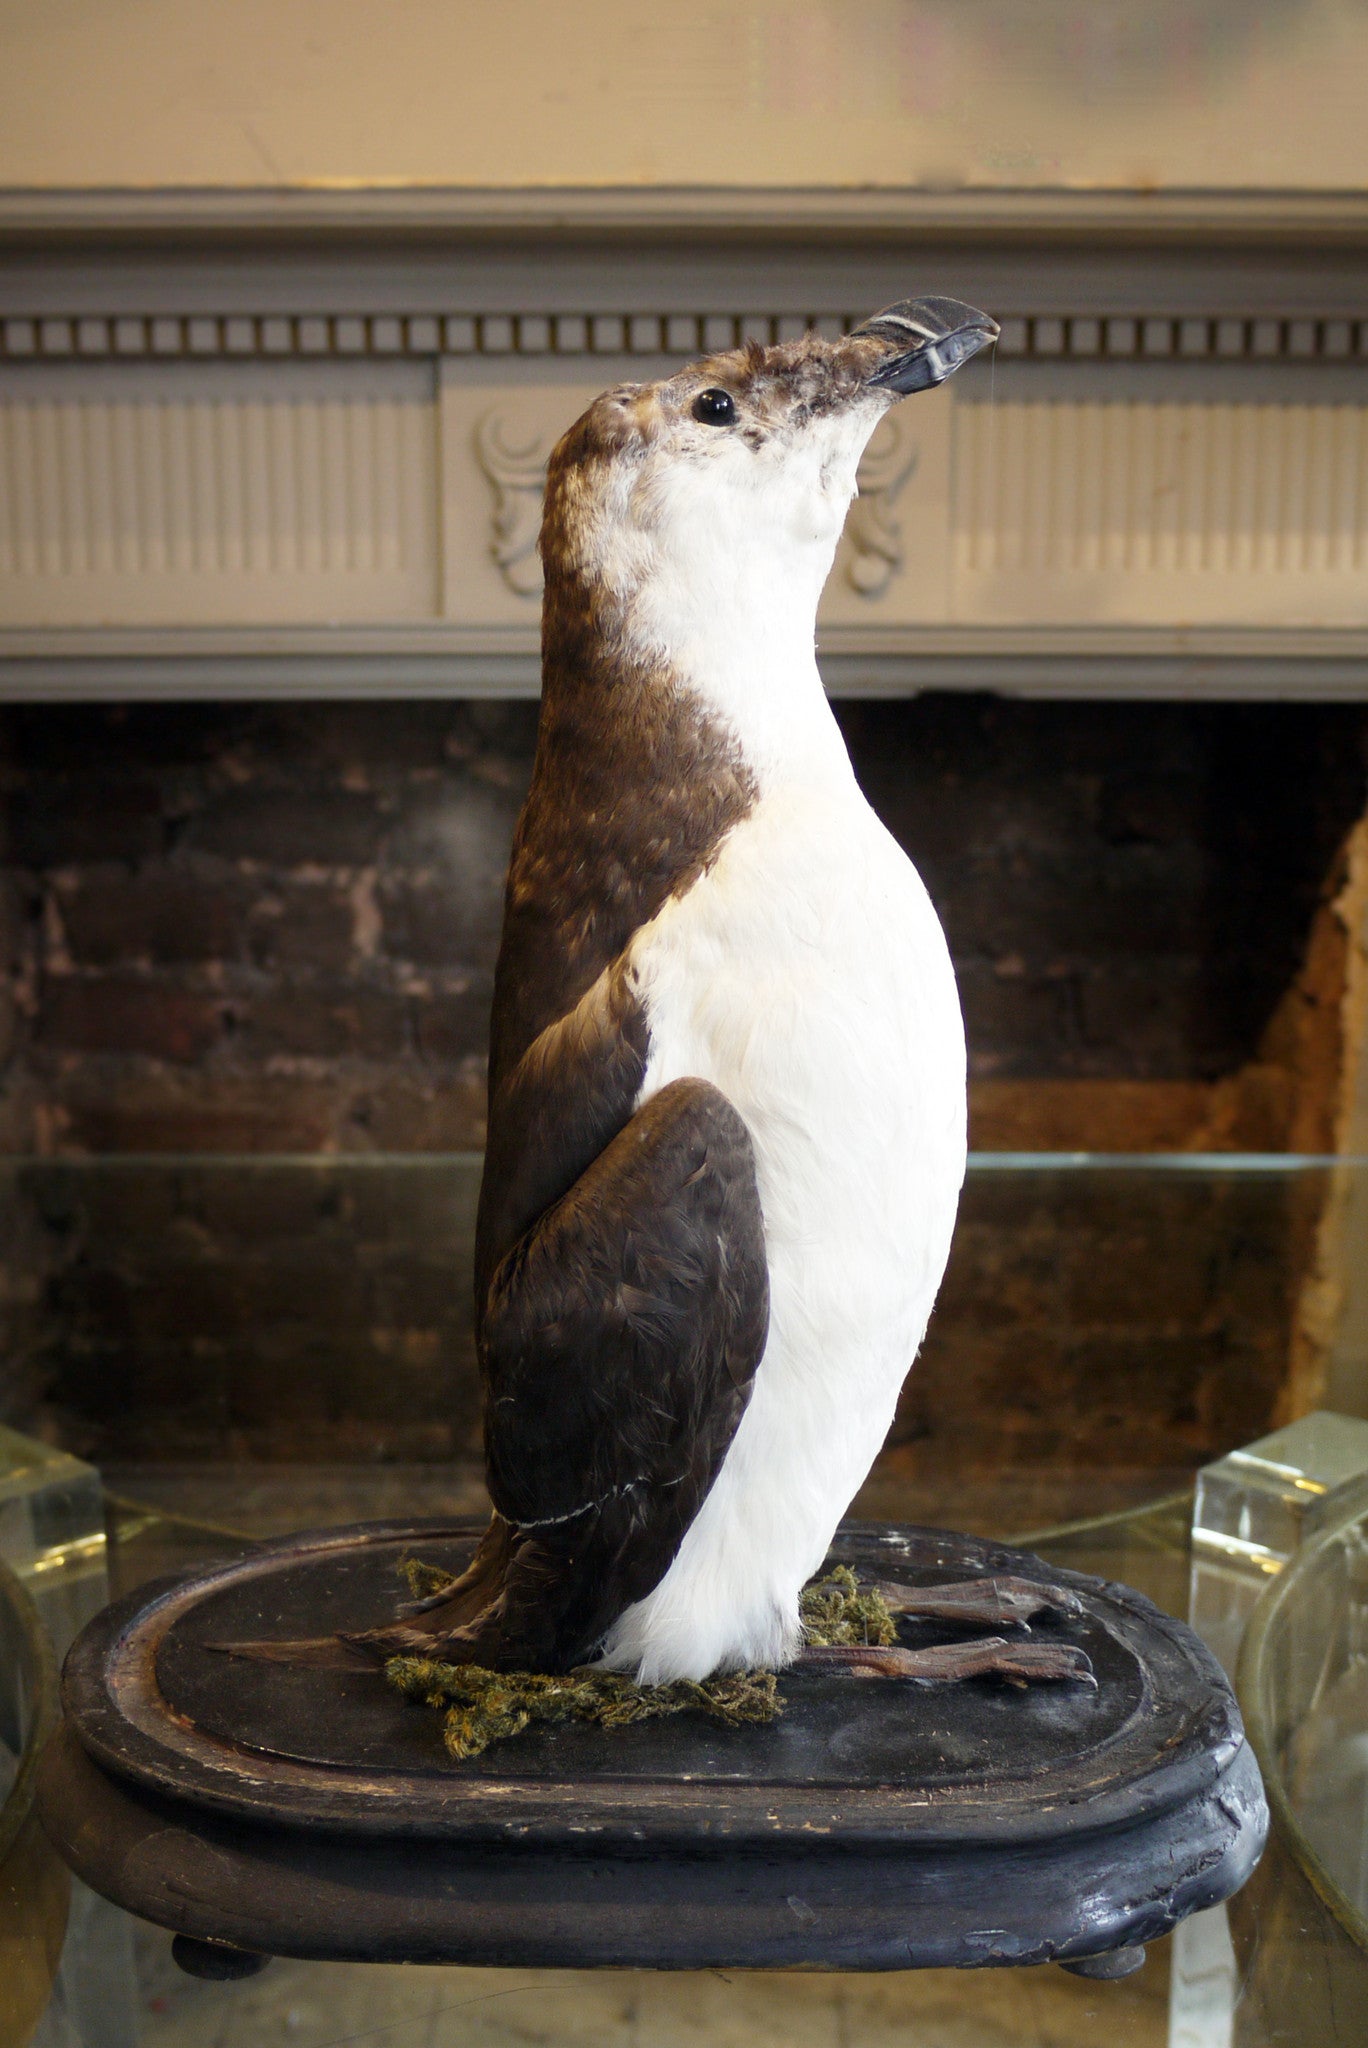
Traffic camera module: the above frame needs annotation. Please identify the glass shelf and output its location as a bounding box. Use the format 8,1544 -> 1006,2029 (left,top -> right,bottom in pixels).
1235,1482 -> 1368,2044
4,1151 -> 1362,1521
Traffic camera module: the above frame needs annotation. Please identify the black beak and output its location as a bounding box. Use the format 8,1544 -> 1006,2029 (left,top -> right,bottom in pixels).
852,297 -> 999,395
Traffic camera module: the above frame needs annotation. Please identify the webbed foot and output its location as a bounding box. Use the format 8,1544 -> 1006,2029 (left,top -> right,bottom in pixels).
798,1636 -> 1095,1689
869,1574 -> 1084,1631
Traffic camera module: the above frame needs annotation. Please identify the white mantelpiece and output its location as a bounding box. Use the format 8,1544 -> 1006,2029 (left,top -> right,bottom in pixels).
2,188 -> 1368,700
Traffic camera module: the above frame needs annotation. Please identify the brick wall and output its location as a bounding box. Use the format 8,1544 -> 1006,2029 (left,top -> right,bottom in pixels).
3,697 -> 1364,1156
0,702 -> 526,1153
844,696 -> 1367,1087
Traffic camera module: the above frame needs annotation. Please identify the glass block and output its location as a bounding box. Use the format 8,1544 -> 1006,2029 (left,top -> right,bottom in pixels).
0,1421 -> 108,1659
1191,1410 -> 1368,1679
1197,1412 -> 1368,1565
0,1425 -> 138,2048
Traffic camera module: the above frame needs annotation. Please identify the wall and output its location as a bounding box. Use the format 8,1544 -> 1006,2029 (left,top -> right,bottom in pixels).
2,0 -> 1368,193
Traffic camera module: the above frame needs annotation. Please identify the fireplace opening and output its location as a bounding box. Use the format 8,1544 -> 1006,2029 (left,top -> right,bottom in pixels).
1,695 -> 1365,1529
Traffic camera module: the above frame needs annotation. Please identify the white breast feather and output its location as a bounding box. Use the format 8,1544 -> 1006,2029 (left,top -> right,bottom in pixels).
598,787 -> 966,1682
595,416 -> 967,1682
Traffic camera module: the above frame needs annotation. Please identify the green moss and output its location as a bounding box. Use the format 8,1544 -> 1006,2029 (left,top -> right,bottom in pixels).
385,1655 -> 781,1761
397,1554 -> 459,1602
798,1565 -> 897,1648
385,1558 -> 895,1761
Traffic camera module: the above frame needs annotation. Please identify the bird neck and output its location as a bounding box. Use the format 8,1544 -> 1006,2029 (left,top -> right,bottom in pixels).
623,537 -> 854,799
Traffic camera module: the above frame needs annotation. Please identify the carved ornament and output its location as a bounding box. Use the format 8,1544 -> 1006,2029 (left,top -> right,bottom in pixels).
473,412 -> 553,597
845,415 -> 918,599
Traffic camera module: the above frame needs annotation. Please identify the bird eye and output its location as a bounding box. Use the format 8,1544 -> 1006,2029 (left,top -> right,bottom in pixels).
692,387 -> 737,426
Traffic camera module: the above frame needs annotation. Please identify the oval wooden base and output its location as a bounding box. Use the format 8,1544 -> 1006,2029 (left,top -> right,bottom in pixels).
38,1519 -> 1267,1976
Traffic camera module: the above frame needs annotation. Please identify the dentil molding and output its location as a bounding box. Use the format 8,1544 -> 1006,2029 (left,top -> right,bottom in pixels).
4,309 -> 1366,367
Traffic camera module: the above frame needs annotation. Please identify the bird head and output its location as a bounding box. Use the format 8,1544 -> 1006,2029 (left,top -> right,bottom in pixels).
541,297 -> 997,621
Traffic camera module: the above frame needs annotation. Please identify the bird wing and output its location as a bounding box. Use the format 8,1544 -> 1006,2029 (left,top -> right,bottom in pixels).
474,953 -> 650,1305
478,1072 -> 769,1669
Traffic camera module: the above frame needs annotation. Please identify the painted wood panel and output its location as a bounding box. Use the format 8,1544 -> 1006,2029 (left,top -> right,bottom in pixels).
2,341 -> 1368,688
952,369 -> 1368,627
0,361 -> 439,625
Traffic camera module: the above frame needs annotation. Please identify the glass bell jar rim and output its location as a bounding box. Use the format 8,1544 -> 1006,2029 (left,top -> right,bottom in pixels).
0,1552 -> 62,1865
3,1150 -> 1367,1171
1237,1480 -> 1368,1956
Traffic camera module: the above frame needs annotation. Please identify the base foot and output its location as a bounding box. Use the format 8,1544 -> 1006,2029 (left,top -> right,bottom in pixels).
873,1574 -> 1084,1630
1059,1944 -> 1147,1980
171,1935 -> 270,1981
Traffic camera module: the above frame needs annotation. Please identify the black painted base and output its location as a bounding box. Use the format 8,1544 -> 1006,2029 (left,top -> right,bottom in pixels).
38,1519 -> 1267,1977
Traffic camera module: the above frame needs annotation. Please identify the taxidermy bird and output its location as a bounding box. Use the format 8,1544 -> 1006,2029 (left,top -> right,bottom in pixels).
338,301 -> 1086,1692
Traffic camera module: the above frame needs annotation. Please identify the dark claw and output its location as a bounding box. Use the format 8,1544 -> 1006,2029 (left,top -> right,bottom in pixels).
396,1584 -> 461,1617
205,1635 -> 379,1670
974,1641 -> 1097,1690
